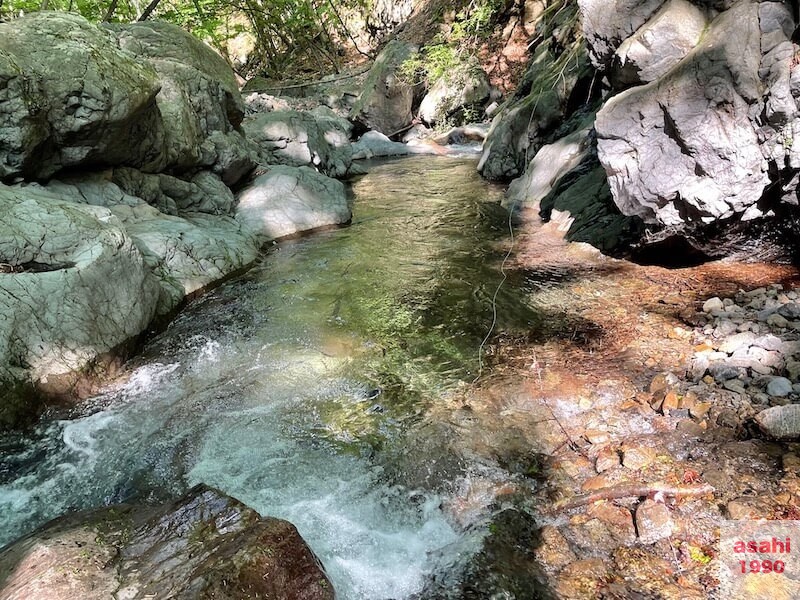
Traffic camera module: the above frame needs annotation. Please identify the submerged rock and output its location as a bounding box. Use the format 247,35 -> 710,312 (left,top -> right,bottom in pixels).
0,485 -> 334,600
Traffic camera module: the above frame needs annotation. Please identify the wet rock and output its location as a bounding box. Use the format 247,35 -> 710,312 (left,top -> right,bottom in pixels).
555,558 -> 609,600
0,485 -> 334,600
587,502 -> 637,545
351,130 -> 439,160
635,499 -> 673,544
726,498 -> 762,520
766,376 -> 793,397
755,405 -> 800,440
533,525 -> 576,571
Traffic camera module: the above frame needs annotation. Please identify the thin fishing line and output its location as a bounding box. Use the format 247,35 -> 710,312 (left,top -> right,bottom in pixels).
475,201 -> 516,382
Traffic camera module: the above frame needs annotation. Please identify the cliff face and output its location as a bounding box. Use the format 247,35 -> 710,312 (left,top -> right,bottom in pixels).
484,0 -> 800,264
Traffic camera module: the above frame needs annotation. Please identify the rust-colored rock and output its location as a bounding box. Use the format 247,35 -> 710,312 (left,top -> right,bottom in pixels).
0,485 -> 334,600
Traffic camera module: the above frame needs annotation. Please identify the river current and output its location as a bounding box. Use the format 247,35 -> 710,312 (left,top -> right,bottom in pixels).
0,156 -> 540,598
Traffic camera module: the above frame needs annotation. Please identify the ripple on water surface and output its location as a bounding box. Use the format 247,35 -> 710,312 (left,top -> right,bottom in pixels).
0,157 -> 535,598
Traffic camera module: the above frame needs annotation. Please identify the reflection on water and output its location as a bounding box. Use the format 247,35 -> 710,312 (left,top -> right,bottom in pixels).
0,157 -> 540,599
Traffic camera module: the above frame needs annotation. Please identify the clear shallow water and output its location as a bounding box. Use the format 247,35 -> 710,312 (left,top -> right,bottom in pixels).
0,156 -> 539,598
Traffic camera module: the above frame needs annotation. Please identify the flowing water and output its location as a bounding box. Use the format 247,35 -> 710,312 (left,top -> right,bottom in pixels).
0,156 -> 541,598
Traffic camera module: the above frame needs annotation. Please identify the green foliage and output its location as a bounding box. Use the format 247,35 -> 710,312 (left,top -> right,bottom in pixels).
399,0 -> 502,87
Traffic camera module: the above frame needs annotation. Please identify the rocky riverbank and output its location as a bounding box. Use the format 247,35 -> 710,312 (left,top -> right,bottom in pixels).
405,211 -> 800,598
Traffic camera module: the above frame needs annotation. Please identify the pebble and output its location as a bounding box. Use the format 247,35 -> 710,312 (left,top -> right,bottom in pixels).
766,313 -> 789,328
755,405 -> 800,439
766,376 -> 793,397
635,500 -> 674,544
595,447 -> 620,473
702,297 -> 724,313
622,445 -> 656,471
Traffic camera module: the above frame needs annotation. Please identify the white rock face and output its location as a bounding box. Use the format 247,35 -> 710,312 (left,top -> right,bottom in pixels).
236,166 -> 351,241
0,184 -> 159,390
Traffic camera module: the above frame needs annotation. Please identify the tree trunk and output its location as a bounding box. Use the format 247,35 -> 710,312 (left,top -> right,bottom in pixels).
137,0 -> 162,21
103,0 -> 119,21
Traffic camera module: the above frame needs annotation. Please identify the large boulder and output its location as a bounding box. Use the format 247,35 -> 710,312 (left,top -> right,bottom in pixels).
0,12 -> 162,180
236,166 -> 351,241
243,108 -> 353,178
32,175 -> 258,315
418,63 -> 490,125
349,40 -> 418,135
610,0 -> 707,88
595,2 -> 771,226
0,184 -> 159,409
0,485 -> 334,600
110,21 -> 258,184
578,0 -> 665,69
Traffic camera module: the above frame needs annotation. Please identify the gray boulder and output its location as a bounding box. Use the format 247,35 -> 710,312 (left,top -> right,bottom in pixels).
505,116 -> 595,209
352,130 -> 441,159
349,40 -> 418,135
111,21 -> 258,184
578,0 -> 665,69
110,204 -> 259,315
31,175 -> 257,315
478,0 -> 591,180
595,2 -> 771,226
0,184 -> 159,402
418,63 -> 490,125
611,0 -> 707,88
236,166 -> 351,241
0,12 -> 162,180
243,108 -> 353,178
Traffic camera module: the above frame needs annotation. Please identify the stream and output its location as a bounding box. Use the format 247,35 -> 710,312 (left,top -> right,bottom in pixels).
0,156 -> 542,599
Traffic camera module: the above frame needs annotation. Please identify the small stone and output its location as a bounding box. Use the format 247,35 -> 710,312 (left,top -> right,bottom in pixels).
751,334 -> 783,352
595,447 -> 620,473
782,453 -> 800,473
708,363 -> 744,382
635,500 -> 674,544
766,376 -> 793,397
723,298 -> 734,307
676,419 -> 704,436
587,503 -> 636,544
659,391 -> 680,415
622,445 -> 656,471
716,409 -> 740,429
755,405 -> 800,440
584,430 -> 610,445
787,360 -> 800,381
778,303 -> 800,319
768,313 -> 790,328
719,331 -> 756,354
726,499 -> 759,520
714,320 -> 738,337
679,391 -> 698,410
744,287 -> 767,298
703,297 -> 724,313
723,379 -> 747,394
690,402 -> 711,420
534,526 -> 577,569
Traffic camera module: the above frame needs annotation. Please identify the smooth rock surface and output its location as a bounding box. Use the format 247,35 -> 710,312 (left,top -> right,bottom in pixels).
236,166 -> 351,242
